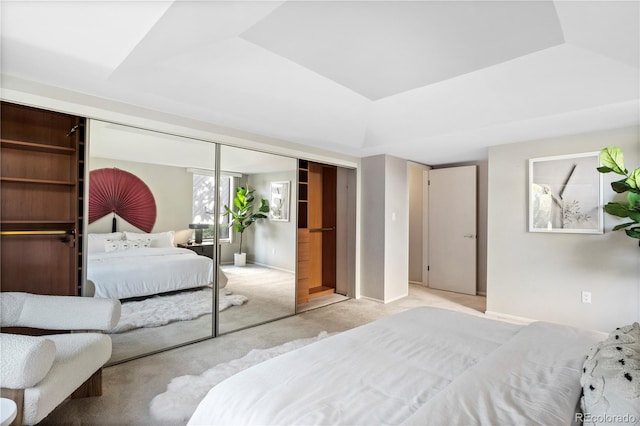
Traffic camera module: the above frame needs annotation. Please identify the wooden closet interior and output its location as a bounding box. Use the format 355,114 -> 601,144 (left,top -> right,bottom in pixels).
1,102 -> 86,296
297,160 -> 337,305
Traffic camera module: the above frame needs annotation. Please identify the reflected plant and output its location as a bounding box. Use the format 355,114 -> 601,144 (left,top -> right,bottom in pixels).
223,185 -> 269,254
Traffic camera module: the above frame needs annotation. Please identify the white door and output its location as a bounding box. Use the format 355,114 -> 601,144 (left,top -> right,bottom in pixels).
428,166 -> 477,295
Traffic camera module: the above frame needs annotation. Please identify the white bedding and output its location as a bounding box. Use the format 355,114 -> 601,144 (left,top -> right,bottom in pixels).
188,307 -> 605,425
88,247 -> 214,299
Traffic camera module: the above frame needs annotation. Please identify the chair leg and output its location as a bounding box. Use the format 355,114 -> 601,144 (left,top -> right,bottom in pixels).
71,369 -> 102,399
0,388 -> 24,426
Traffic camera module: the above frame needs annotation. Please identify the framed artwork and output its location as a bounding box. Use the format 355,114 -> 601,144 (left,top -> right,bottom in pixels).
270,181 -> 290,222
529,152 -> 603,234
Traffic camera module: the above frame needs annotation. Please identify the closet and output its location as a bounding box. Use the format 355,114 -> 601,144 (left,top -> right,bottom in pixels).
0,102 -> 86,296
297,160 -> 337,304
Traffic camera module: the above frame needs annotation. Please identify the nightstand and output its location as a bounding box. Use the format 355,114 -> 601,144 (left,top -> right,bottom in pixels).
178,242 -> 214,259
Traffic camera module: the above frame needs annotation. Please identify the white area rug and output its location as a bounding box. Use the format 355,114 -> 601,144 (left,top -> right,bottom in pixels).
149,331 -> 331,423
111,288 -> 247,333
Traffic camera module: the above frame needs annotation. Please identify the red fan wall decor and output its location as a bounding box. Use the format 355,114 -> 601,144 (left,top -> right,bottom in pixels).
89,168 -> 157,233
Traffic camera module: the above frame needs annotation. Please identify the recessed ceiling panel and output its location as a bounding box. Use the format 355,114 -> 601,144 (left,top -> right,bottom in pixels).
241,1 -> 565,100
1,0 -> 172,69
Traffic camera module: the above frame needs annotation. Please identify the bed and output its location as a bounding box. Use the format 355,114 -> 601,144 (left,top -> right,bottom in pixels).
86,231 -> 216,299
188,307 -> 616,426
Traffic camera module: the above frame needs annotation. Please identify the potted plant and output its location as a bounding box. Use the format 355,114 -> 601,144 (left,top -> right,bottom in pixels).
597,146 -> 640,245
223,184 -> 269,266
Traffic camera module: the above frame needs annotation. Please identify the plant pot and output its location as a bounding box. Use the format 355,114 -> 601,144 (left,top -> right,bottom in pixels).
234,252 -> 246,267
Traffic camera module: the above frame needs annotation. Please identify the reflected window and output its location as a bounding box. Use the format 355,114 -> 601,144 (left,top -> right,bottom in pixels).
192,173 -> 234,241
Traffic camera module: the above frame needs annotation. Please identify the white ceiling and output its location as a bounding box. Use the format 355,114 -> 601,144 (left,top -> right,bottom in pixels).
1,1 -> 639,165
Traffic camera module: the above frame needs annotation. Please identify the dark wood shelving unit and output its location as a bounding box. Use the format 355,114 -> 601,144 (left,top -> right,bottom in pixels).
1,102 -> 86,296
296,159 -> 337,305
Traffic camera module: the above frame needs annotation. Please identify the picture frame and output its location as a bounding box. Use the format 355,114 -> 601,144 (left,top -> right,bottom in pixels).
269,181 -> 290,222
528,152 -> 603,234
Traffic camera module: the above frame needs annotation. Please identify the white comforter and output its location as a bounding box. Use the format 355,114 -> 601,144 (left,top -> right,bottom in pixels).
188,307 -> 605,425
88,248 -> 213,299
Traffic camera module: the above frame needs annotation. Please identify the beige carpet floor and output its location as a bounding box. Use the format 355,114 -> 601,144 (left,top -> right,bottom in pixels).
41,284 -> 486,425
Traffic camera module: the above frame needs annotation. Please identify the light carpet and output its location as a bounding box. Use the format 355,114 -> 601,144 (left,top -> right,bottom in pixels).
112,288 -> 248,333
149,331 -> 331,423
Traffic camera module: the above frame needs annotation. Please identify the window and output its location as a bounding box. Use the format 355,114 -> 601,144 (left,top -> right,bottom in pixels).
192,173 -> 234,242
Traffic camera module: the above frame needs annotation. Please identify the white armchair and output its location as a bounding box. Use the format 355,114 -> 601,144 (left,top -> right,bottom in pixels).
0,292 -> 121,425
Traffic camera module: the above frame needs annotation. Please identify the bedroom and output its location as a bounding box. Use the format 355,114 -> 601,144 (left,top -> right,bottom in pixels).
0,1 -> 639,425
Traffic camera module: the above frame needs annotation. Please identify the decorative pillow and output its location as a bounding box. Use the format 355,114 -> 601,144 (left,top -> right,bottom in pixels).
124,231 -> 174,248
88,232 -> 124,254
104,238 -> 151,252
580,322 -> 640,425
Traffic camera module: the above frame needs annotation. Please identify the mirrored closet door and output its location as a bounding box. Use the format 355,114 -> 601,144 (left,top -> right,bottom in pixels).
217,145 -> 298,334
86,121 -> 301,363
86,120 -> 217,364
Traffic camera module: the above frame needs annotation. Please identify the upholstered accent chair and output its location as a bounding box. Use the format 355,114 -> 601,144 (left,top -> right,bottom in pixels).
0,292 -> 121,425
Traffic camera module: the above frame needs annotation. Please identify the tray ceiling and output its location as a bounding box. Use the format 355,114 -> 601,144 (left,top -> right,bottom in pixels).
1,1 -> 638,164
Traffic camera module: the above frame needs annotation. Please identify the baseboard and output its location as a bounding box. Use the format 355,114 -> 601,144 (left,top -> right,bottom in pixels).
484,310 -> 536,325
358,295 -> 384,303
358,293 -> 408,304
220,260 -> 295,274
408,281 -> 424,286
249,261 -> 295,274
477,291 -> 487,297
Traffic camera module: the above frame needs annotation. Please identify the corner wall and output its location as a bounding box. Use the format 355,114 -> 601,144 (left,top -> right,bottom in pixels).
360,155 -> 409,302
486,126 -> 640,331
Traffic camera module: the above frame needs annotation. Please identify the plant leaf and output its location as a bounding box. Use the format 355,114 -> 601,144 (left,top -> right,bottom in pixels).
624,226 -> 640,239
597,166 -> 613,173
628,211 -> 640,223
600,146 -> 627,175
604,202 -> 630,218
628,192 -> 640,211
626,167 -> 640,190
611,179 -> 633,193
612,222 -> 637,231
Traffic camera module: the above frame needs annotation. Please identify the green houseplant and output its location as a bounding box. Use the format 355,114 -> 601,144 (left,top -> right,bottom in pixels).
223,184 -> 269,266
597,146 -> 640,245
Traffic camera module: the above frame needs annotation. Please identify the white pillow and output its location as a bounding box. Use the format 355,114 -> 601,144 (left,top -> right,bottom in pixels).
124,231 -> 174,248
88,232 -> 124,254
104,238 -> 151,252
580,322 -> 640,425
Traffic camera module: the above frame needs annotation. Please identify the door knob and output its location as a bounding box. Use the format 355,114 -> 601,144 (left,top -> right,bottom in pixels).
463,234 -> 475,239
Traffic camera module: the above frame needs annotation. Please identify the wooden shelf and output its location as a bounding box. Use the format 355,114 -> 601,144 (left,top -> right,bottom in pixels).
1,139 -> 75,154
1,177 -> 75,186
308,286 -> 335,300
1,220 -> 76,225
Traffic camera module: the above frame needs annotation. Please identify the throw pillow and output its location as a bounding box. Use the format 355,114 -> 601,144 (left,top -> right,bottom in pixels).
580,322 -> 640,425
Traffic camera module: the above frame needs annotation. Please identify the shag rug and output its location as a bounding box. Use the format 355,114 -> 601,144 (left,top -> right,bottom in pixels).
149,331 -> 332,423
111,288 -> 247,333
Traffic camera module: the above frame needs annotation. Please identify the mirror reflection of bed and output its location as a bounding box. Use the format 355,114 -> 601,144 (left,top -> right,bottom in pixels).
87,121 -> 297,364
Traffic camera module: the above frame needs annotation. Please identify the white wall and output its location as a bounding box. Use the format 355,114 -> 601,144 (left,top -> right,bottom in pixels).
486,126 -> 640,332
88,157 -> 192,237
246,170 -> 297,272
360,155 -> 409,302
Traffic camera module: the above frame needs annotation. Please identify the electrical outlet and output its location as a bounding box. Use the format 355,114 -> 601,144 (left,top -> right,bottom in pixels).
581,291 -> 592,304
